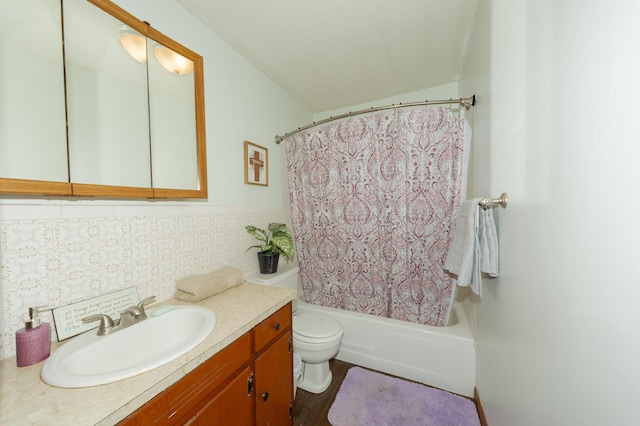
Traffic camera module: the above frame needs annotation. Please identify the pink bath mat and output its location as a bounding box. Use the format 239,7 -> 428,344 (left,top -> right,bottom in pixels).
327,367 -> 480,426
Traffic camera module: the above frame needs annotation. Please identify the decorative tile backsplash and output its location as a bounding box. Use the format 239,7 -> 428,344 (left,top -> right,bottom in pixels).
0,204 -> 282,358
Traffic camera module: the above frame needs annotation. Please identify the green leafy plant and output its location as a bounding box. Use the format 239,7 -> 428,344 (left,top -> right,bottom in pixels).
245,223 -> 295,262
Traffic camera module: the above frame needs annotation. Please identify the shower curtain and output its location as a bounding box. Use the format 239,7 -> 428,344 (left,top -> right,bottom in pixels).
285,106 -> 470,326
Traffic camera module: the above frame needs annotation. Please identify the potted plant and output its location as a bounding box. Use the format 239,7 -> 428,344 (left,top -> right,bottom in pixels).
246,223 -> 295,274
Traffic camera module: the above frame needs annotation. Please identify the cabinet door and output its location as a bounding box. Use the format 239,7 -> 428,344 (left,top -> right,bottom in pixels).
254,331 -> 294,426
196,366 -> 253,426
64,0 -> 151,189
0,0 -> 70,192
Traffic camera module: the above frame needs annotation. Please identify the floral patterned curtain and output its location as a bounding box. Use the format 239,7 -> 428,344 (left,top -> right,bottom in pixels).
285,107 -> 469,326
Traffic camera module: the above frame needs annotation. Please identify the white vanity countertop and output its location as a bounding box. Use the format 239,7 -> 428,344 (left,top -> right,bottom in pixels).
0,283 -> 295,425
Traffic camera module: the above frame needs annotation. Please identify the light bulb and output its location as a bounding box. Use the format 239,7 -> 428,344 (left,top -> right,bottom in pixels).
119,30 -> 147,64
153,45 -> 194,75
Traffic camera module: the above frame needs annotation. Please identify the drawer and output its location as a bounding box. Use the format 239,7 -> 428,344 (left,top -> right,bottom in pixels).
253,303 -> 292,353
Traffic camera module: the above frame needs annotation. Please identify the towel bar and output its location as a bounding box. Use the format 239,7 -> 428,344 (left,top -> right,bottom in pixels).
479,193 -> 508,209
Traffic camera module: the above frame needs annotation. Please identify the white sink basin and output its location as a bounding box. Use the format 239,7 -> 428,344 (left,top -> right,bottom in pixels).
41,305 -> 216,388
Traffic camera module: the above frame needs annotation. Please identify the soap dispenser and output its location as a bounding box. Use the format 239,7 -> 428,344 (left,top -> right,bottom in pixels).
16,306 -> 51,367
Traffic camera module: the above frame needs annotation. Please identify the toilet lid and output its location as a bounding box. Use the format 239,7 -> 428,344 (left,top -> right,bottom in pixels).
293,313 -> 342,339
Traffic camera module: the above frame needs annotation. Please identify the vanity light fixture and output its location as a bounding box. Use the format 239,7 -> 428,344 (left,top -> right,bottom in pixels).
153,45 -> 194,75
118,26 -> 147,64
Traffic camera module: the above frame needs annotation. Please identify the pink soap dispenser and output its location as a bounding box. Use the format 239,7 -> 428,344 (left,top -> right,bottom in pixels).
16,306 -> 52,367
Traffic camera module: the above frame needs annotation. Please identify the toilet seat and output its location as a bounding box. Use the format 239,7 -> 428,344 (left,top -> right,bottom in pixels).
293,313 -> 343,343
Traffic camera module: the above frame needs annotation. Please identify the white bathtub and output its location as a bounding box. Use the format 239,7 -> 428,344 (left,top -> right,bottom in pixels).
294,300 -> 476,397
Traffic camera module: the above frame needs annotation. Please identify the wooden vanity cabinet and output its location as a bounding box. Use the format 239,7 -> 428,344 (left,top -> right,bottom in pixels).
119,302 -> 293,426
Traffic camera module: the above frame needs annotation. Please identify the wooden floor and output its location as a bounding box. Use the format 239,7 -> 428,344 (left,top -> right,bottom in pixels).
293,358 -> 353,426
293,359 -> 481,426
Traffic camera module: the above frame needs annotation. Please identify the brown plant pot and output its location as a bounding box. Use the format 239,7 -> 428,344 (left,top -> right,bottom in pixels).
257,251 -> 279,274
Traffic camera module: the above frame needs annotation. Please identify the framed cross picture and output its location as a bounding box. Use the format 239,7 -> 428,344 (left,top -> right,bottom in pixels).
244,141 -> 268,186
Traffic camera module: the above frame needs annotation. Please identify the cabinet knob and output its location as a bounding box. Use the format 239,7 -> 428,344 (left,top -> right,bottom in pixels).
262,392 -> 269,402
274,322 -> 280,331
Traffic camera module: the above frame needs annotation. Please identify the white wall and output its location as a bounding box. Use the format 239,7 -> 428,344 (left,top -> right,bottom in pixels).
0,0 -> 311,358
460,0 -> 640,424
313,82 -> 459,121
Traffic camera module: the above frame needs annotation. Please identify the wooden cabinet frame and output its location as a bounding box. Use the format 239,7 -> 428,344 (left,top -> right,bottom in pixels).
0,0 -> 207,199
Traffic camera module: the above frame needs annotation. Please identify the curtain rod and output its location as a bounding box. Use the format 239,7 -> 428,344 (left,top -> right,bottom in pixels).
275,95 -> 475,144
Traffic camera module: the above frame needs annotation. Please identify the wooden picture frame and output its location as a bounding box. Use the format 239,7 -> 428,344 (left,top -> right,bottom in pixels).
244,141 -> 268,186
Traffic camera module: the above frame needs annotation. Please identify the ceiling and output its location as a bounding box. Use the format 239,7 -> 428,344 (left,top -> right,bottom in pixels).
177,0 -> 479,112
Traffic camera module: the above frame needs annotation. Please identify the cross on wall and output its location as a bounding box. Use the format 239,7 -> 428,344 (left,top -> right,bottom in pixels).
249,150 -> 264,182
244,141 -> 268,186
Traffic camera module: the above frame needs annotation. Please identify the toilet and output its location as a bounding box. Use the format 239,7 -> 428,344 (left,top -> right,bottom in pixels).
245,264 -> 343,394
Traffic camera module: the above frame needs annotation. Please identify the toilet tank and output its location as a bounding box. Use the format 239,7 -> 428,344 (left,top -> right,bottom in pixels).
245,263 -> 300,292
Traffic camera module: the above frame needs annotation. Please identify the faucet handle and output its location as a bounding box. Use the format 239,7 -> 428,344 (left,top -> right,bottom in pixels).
138,296 -> 156,310
126,296 -> 157,322
82,314 -> 116,336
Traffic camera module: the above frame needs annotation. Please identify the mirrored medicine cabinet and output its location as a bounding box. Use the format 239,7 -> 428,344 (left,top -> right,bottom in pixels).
0,0 -> 207,198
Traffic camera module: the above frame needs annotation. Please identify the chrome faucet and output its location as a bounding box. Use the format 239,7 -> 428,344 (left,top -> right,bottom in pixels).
82,295 -> 156,335
118,296 -> 156,330
82,313 -> 118,336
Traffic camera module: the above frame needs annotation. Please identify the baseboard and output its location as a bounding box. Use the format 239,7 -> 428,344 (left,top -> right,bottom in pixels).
474,388 -> 489,426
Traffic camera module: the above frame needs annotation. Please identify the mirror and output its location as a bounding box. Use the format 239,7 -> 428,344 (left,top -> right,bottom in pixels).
0,0 -> 70,193
64,0 -> 152,189
148,39 -> 199,191
0,0 -> 207,198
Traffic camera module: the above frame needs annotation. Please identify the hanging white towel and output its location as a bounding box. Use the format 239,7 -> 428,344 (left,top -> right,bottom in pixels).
479,208 -> 499,278
444,198 -> 499,296
444,199 -> 481,292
